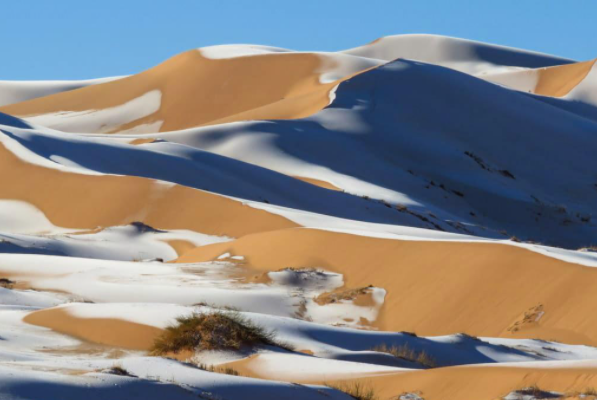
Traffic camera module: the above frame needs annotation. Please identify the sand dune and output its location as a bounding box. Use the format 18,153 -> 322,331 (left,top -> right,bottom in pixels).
0,49 -> 379,133
0,76 -> 123,107
1,35 -> 583,136
343,34 -> 573,73
482,58 -> 597,96
1,34 -> 597,400
177,228 -> 597,345
154,58 -> 597,248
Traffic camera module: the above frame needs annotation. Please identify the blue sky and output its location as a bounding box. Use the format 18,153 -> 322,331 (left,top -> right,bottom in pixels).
1,0 -> 595,80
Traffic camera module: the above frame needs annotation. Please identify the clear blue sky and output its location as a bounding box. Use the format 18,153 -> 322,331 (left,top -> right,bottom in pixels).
1,0 -> 595,80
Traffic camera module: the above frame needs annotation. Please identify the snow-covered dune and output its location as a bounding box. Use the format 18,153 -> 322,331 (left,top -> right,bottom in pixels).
1,34 -> 597,400
342,34 -> 573,74
0,48 -> 381,133
157,58 -> 597,248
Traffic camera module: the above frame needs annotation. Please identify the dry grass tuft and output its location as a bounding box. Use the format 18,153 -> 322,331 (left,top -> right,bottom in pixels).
315,286 -> 374,305
326,381 -> 378,400
371,343 -> 437,368
151,312 -> 291,355
196,363 -> 240,376
515,384 -> 558,398
585,387 -> 597,396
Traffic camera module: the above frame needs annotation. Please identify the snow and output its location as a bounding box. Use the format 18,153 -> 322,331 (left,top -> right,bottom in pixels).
0,128 -> 103,175
236,352 -> 405,381
0,76 -> 125,107
342,34 -> 573,74
23,90 -> 162,133
0,200 -> 77,235
0,223 -> 231,261
479,68 -> 540,93
0,254 -> 298,316
199,44 -> 293,59
200,44 -> 383,84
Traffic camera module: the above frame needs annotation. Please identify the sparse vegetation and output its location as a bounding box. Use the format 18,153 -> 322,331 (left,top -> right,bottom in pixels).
196,363 -> 240,376
499,169 -> 515,180
315,286 -> 373,305
129,221 -> 163,233
505,385 -> 597,399
524,384 -> 543,397
151,311 -> 291,355
105,364 -> 136,377
371,343 -> 436,368
585,387 -> 597,396
326,381 -> 378,400
457,332 -> 482,341
0,278 -> 15,289
504,384 -> 561,399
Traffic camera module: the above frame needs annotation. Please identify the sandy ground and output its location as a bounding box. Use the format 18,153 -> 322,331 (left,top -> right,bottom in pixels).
535,59 -> 596,97
24,308 -> 163,350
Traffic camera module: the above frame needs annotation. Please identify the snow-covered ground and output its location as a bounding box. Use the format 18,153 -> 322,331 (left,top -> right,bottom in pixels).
1,34 -> 597,399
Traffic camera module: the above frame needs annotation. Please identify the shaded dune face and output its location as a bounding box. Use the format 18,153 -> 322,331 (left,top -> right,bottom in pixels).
178,228 -> 597,345
0,51 -> 347,133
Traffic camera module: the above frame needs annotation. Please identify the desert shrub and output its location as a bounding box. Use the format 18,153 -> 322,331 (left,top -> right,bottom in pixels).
457,332 -> 482,341
105,365 -> 135,377
326,382 -> 378,400
151,312 -> 290,355
0,278 -> 15,289
371,343 -> 436,368
401,331 -> 418,337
